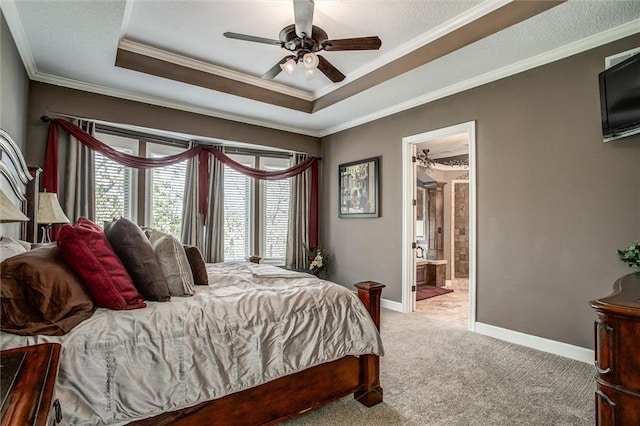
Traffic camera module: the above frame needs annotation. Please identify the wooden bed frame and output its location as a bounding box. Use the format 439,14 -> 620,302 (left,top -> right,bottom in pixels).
1,127 -> 385,426
131,281 -> 385,426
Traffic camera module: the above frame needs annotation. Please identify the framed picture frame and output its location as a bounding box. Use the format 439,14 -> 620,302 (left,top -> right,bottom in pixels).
339,156 -> 380,218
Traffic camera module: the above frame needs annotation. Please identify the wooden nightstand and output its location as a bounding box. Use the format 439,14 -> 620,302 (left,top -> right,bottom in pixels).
0,343 -> 62,426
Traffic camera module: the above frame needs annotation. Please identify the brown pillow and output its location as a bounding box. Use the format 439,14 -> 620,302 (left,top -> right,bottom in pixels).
104,218 -> 170,302
0,245 -> 96,335
183,245 -> 209,285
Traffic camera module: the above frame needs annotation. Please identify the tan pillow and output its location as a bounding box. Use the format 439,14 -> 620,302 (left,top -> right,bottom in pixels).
0,245 -> 96,335
147,229 -> 195,296
183,245 -> 209,285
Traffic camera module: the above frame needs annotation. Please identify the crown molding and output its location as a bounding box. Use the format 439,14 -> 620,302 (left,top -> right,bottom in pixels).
118,39 -> 314,102
318,19 -> 640,137
0,0 -> 37,77
30,71 -> 321,138
313,0 -> 513,99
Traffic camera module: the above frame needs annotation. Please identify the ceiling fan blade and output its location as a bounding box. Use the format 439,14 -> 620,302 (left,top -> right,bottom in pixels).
223,32 -> 282,46
322,36 -> 382,51
293,0 -> 314,38
262,56 -> 296,80
317,55 -> 345,83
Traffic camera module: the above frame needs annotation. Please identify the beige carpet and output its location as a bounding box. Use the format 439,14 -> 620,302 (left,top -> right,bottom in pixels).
285,309 -> 594,425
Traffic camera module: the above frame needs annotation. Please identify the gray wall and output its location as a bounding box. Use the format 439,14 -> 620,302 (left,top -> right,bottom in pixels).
320,34 -> 640,349
24,82 -> 320,168
1,11 -> 29,151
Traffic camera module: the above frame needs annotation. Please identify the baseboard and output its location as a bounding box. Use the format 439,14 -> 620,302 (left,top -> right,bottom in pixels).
445,280 -> 452,287
474,322 -> 594,364
381,298 -> 403,312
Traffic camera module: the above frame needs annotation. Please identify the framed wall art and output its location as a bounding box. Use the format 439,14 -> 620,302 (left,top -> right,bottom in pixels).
338,156 -> 380,218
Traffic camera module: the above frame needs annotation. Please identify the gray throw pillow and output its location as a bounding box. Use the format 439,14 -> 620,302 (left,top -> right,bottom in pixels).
104,217 -> 171,302
146,229 -> 195,297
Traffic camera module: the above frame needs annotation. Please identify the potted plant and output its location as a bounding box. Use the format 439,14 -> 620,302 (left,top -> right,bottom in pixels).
618,241 -> 640,271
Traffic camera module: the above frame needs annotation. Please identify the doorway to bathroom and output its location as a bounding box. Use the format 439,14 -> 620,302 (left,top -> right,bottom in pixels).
401,121 -> 476,331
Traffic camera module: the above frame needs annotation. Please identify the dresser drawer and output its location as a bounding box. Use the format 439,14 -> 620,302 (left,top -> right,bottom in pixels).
596,382 -> 640,426
594,313 -> 640,392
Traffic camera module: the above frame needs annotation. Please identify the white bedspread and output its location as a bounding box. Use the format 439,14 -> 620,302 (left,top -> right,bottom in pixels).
0,262 -> 383,425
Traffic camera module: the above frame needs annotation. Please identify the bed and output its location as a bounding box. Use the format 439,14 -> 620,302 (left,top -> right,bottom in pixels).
0,128 -> 385,425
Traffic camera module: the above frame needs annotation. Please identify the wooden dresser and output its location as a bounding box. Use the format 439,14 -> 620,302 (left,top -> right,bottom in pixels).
0,343 -> 62,426
590,272 -> 640,425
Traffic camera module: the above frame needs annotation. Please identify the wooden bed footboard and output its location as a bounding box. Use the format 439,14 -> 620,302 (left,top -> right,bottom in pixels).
130,281 -> 385,426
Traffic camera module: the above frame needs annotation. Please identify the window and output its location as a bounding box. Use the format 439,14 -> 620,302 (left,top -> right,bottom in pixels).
260,157 -> 291,261
94,134 -> 138,226
223,154 -> 253,261
93,131 -> 187,238
223,154 -> 291,264
148,144 -> 187,239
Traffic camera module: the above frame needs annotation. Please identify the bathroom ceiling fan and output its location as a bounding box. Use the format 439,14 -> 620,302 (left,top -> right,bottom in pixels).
223,0 -> 382,82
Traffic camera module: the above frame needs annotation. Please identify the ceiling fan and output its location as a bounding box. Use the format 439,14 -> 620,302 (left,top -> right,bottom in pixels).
223,0 -> 382,83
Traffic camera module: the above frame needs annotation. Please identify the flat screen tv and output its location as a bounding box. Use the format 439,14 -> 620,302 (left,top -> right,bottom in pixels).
599,52 -> 640,142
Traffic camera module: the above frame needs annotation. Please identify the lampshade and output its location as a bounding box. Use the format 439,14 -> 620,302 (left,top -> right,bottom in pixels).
0,189 -> 29,223
280,58 -> 298,75
302,52 -> 319,69
37,192 -> 70,224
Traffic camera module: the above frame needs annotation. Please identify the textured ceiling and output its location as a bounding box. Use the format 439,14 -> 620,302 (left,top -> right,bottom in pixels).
2,0 -> 640,137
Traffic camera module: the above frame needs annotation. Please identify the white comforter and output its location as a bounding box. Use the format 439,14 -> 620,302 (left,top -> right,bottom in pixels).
0,262 -> 384,425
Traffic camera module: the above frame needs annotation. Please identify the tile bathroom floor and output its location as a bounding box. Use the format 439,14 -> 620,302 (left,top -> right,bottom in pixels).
415,279 -> 469,327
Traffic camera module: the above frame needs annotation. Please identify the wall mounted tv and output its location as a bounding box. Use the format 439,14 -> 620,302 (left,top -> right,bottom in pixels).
599,52 -> 640,142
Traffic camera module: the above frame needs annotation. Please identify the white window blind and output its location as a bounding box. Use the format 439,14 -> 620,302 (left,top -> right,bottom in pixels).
260,157 -> 290,262
148,144 -> 187,239
223,154 -> 253,261
94,134 -> 137,225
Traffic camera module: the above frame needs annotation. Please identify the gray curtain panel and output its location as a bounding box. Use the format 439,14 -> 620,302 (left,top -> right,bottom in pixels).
180,154 -> 200,246
285,153 -> 310,270
63,120 -> 95,222
180,148 -> 224,263
203,149 -> 225,263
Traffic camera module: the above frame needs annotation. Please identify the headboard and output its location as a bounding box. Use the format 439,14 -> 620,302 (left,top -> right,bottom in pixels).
0,128 -> 38,241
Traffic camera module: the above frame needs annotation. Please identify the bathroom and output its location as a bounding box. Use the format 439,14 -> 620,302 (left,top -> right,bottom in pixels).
415,149 -> 469,290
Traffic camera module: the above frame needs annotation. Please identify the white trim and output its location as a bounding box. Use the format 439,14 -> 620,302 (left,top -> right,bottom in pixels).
401,121 -> 477,331
30,72 -> 321,138
475,322 -> 594,364
4,0 -> 637,137
381,298 -> 403,313
445,279 -> 452,288
313,0 -> 512,99
0,0 -> 37,77
118,39 -> 314,102
318,19 -> 640,137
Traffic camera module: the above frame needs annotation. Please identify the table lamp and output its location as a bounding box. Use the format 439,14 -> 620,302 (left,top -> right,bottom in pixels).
37,192 -> 69,243
0,188 -> 29,223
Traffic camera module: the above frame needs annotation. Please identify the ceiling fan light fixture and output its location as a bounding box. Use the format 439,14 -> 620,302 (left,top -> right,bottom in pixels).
305,68 -> 317,80
302,52 -> 319,69
280,58 -> 297,75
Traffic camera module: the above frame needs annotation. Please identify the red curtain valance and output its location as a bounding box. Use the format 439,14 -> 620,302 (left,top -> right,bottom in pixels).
44,119 -> 318,247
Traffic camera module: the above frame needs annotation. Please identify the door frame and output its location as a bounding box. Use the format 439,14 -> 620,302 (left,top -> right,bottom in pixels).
401,121 -> 477,331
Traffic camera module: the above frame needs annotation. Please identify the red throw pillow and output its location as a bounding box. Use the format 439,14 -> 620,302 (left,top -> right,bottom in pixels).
57,217 -> 146,310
